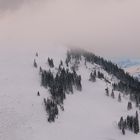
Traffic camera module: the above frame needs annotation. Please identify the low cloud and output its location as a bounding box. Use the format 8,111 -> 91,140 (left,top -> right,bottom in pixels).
0,0 -> 140,59
0,0 -> 44,12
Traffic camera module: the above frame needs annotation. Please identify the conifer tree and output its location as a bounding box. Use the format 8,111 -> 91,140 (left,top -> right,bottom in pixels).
105,87 -> 109,96
111,90 -> 115,99
135,98 -> 139,108
134,111 -> 139,134
37,91 -> 40,96
127,102 -> 132,110
122,127 -> 125,135
39,67 -> 43,74
36,52 -> 38,57
89,72 -> 96,82
118,117 -> 124,130
118,93 -> 121,102
34,59 -> 37,68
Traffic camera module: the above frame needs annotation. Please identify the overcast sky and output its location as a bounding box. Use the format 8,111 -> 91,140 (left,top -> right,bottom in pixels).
0,0 -> 140,59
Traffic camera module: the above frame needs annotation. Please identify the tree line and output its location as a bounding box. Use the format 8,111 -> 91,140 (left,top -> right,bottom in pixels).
118,111 -> 139,135
41,58 -> 82,122
67,49 -> 140,105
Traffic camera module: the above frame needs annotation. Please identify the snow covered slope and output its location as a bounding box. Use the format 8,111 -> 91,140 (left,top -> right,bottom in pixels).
0,45 -> 140,140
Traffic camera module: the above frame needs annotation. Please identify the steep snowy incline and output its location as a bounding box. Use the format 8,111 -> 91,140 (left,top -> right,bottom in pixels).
0,46 -> 41,140
0,46 -> 140,140
0,45 -> 67,140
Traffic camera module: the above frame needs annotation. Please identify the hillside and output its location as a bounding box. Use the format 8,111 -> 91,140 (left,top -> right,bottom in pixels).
0,46 -> 140,140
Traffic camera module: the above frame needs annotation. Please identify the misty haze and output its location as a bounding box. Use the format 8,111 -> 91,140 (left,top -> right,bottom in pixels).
0,0 -> 140,140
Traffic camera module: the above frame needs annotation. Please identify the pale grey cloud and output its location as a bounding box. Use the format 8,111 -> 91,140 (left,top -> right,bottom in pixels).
0,0 -> 45,12
0,0 -> 140,59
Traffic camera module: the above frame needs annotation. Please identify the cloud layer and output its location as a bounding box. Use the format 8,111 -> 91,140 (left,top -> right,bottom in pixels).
0,0 -> 45,12
0,0 -> 140,59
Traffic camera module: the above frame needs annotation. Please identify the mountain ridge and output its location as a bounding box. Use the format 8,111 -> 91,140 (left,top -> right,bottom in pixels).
0,46 -> 140,140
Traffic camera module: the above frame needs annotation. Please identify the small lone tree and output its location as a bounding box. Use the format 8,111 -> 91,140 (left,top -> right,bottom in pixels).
134,111 -> 139,134
105,87 -> 109,96
118,117 -> 124,130
122,127 -> 125,135
39,67 -> 43,74
36,52 -> 38,57
135,98 -> 139,108
111,90 -> 115,99
37,91 -> 40,96
127,102 -> 132,110
89,72 -> 96,82
118,93 -> 121,102
34,59 -> 37,68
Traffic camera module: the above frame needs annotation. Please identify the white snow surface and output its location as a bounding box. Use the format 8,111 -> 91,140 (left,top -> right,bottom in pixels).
0,45 -> 140,140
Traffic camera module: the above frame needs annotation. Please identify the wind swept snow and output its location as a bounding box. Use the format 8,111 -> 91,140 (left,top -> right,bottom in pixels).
0,46 -> 140,140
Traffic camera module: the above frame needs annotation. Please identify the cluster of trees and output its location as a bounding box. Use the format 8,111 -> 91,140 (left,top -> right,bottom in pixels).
66,49 -> 82,64
48,58 -> 54,68
112,81 -> 140,97
105,87 -> 122,102
67,49 -> 140,106
44,98 -> 58,122
66,50 -> 82,71
89,70 -> 106,82
118,111 -> 139,135
89,71 -> 96,82
97,71 -> 104,79
41,70 -> 54,88
41,59 -> 82,122
129,94 -> 140,109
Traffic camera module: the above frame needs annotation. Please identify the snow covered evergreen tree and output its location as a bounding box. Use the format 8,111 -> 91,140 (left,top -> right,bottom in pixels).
118,93 -> 121,102
111,90 -> 115,99
127,102 -> 132,110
